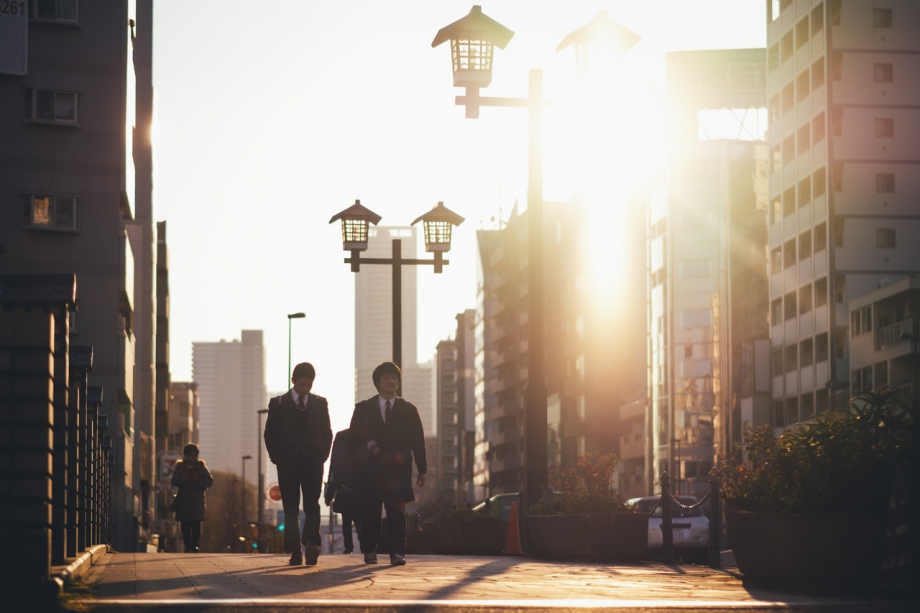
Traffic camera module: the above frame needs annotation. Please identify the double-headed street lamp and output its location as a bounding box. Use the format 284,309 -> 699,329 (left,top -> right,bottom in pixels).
432,6 -> 638,506
330,200 -> 464,394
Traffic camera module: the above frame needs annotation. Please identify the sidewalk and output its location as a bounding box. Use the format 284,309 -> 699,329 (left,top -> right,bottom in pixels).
75,551 -> 919,611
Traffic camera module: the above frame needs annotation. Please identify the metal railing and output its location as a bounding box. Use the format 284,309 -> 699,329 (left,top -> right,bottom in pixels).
647,471 -> 722,568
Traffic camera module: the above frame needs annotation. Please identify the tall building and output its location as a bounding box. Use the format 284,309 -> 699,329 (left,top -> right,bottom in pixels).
765,1 -> 920,427
0,0 -> 155,551
648,49 -> 768,498
192,331 -> 267,480
354,226 -> 434,432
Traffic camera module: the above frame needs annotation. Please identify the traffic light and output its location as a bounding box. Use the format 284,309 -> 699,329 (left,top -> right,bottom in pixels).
278,523 -> 285,532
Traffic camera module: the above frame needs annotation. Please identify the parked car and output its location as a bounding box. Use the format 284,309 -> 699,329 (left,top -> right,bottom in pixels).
471,493 -> 521,521
627,495 -> 709,562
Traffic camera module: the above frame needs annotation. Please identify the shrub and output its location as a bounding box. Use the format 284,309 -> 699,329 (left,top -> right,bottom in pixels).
445,507 -> 501,521
527,452 -> 631,515
713,391 -> 919,514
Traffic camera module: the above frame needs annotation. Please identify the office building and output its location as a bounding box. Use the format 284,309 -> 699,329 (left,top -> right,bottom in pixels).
192,331 -> 267,480
765,1 -> 920,427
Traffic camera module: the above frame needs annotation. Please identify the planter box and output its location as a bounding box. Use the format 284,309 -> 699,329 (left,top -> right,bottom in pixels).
524,513 -> 646,561
405,529 -> 432,554
426,520 -> 508,555
726,509 -> 886,580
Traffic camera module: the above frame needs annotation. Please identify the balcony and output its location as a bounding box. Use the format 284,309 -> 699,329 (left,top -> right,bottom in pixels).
876,319 -> 916,352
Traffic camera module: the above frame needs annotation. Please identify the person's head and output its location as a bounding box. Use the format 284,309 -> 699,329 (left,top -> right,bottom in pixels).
372,361 -> 401,396
291,362 -> 316,397
183,443 -> 200,463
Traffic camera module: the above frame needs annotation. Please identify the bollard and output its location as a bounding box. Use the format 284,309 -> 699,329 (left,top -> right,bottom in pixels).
660,471 -> 675,565
708,475 -> 721,569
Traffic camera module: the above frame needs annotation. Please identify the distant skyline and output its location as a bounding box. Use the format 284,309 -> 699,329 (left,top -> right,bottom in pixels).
152,0 -> 766,434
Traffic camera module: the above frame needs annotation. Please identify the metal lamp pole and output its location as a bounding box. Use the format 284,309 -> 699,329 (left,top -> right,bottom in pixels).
287,312 -> 305,384
241,454 -> 252,545
257,409 -> 268,552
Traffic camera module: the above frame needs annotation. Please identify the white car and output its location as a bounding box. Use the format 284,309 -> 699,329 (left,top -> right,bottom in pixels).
628,495 -> 710,561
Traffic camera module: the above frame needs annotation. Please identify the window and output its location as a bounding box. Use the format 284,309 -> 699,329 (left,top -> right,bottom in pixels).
797,70 -> 810,103
877,228 -> 896,249
873,8 -> 892,28
830,0 -> 841,26
796,17 -> 809,48
768,44 -> 780,73
851,309 -> 862,336
771,298 -> 783,325
783,186 -> 796,217
772,349 -> 783,376
31,0 -> 80,23
798,176 -> 812,207
22,195 -> 78,231
813,112 -> 825,144
813,168 -> 827,199
876,173 -> 895,194
798,123 -> 811,154
784,291 -> 797,321
772,196 -> 782,224
830,52 -> 842,81
784,239 -> 796,268
800,285 -> 813,314
815,277 -> 828,307
23,89 -> 79,125
782,83 -> 795,113
786,398 -> 799,424
812,57 -> 825,90
769,95 -> 781,126
801,338 -> 814,367
785,345 -> 798,373
773,401 -> 785,428
812,4 -> 824,35
816,332 -> 829,362
834,274 -> 846,304
875,118 -> 894,138
799,230 -> 812,260
833,219 -> 845,247
771,246 -> 782,272
874,63 -> 893,83
681,259 -> 710,278
679,309 -> 712,328
801,393 -> 815,420
816,388 -> 829,413
832,162 -> 844,192
814,223 -> 827,253
782,30 -> 794,62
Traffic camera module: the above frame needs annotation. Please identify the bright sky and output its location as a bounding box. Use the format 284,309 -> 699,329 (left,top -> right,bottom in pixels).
152,0 -> 766,434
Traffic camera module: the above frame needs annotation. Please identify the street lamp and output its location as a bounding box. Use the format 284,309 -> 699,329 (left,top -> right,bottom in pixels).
330,200 -> 464,393
287,312 -> 306,386
241,454 -> 252,541
671,438 -> 682,496
257,409 -> 269,552
433,6 -> 637,507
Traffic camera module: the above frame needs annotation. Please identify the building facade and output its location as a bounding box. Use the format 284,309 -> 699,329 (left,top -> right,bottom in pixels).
192,331 -> 267,480
0,0 -> 155,552
765,0 -> 920,428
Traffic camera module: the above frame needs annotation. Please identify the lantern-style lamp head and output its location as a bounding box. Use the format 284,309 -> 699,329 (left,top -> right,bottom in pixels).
329,199 -> 382,252
412,202 -> 465,253
431,5 -> 514,89
556,11 -> 639,80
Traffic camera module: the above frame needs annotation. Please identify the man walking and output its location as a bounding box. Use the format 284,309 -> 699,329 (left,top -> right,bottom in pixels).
264,362 -> 333,566
350,361 -> 427,566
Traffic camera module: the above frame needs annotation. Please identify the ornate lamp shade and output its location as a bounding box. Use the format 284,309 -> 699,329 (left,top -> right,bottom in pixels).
431,5 -> 514,89
412,202 -> 465,253
328,199 -> 382,251
556,11 -> 640,80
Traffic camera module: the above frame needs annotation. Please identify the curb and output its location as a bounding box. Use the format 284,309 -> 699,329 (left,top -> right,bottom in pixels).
49,544 -> 109,593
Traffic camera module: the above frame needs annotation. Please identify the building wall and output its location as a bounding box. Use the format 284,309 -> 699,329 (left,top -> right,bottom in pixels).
192,331 -> 267,480
765,0 -> 920,429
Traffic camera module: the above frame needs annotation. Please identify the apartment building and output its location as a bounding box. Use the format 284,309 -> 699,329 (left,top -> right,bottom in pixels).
765,1 -> 920,428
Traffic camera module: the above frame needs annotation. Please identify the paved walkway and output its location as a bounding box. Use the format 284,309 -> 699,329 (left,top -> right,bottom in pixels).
75,552 -> 919,611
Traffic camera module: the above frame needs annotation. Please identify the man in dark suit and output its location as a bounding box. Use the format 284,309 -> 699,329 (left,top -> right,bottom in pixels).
350,361 -> 427,566
264,362 -> 333,566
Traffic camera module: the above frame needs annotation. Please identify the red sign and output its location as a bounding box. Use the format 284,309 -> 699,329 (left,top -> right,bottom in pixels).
267,483 -> 282,502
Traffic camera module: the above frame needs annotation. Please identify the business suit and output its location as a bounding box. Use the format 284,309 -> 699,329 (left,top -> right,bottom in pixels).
264,390 -> 333,555
350,395 -> 427,559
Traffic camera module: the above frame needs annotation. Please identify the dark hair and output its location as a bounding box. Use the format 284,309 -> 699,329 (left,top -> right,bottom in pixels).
292,362 -> 316,381
372,361 -> 401,389
183,443 -> 200,457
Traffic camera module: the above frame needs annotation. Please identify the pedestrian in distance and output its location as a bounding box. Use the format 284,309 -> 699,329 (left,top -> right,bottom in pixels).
264,362 -> 333,566
170,443 -> 214,553
350,361 -> 427,566
324,427 -> 364,554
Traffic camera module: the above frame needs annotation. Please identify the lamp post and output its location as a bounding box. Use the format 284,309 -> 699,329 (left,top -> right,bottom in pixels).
257,409 -> 268,552
671,438 -> 682,496
432,6 -> 637,506
241,454 -> 252,543
329,200 -> 464,394
901,332 -> 918,402
287,312 -> 305,385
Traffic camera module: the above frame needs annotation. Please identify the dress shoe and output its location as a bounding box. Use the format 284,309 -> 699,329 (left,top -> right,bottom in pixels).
390,553 -> 406,566
288,550 -> 303,566
343,549 -> 353,554
304,543 -> 320,566
364,551 -> 378,564
192,547 -> 200,553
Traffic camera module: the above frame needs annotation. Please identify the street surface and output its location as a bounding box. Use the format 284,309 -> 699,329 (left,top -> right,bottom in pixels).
74,552 -> 919,612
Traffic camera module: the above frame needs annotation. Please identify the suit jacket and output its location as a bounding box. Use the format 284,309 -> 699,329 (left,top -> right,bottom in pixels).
171,459 -> 214,522
350,396 -> 427,502
264,391 -> 333,467
325,428 -> 364,515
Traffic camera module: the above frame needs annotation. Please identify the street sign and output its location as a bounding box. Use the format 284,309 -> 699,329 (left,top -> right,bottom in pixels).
267,482 -> 282,502
157,450 -> 183,491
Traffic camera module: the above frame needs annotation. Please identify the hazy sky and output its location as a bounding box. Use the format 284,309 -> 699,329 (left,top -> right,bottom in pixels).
152,0 -> 766,434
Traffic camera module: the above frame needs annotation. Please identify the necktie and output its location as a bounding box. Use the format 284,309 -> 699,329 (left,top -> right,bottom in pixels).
297,396 -> 305,410
384,400 -> 392,423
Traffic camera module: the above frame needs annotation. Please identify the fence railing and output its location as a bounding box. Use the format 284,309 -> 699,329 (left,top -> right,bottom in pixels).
648,471 -> 721,568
